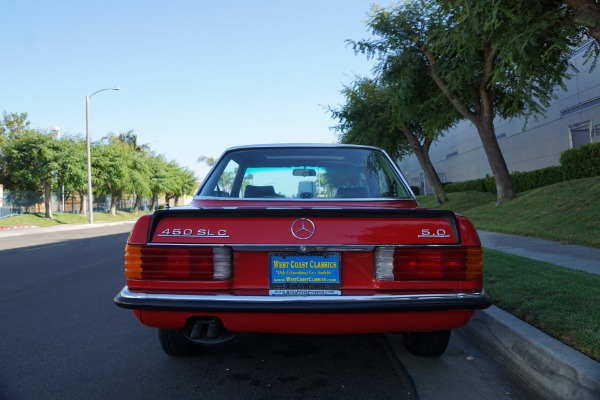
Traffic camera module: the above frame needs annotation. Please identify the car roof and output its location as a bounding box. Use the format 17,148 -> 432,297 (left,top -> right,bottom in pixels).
222,143 -> 382,152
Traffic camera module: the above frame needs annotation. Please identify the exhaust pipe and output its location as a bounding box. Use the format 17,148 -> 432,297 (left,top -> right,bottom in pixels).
184,317 -> 238,344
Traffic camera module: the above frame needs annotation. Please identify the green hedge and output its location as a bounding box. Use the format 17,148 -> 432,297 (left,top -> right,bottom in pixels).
511,166 -> 565,192
560,142 -> 600,180
445,178 -> 489,193
445,142 -> 600,194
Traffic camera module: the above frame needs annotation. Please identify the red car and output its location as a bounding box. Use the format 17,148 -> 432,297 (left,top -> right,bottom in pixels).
115,144 -> 490,357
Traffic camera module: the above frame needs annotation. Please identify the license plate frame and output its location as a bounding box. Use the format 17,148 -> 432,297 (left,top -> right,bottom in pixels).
269,252 -> 341,296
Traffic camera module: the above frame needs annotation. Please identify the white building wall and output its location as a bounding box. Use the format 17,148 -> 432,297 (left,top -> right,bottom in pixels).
399,41 -> 600,190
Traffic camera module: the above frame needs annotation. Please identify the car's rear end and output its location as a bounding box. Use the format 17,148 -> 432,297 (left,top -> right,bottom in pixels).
115,206 -> 490,356
115,144 -> 490,357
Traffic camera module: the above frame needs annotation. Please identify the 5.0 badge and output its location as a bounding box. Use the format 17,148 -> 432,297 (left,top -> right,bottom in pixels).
418,228 -> 450,238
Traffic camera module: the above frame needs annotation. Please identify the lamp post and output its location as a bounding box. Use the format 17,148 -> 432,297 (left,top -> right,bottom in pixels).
85,87 -> 120,224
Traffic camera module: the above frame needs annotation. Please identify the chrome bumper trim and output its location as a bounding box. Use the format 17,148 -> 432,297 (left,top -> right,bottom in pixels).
115,286 -> 491,313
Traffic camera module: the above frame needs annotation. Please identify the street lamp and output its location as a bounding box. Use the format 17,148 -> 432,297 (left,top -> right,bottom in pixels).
85,87 -> 120,224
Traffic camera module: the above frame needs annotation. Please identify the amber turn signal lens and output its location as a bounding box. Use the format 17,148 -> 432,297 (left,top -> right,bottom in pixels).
124,244 -> 232,281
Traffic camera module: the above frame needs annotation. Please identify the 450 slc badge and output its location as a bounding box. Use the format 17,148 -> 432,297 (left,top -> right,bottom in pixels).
158,228 -> 229,238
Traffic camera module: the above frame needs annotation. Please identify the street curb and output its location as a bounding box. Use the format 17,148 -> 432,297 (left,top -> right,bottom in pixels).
462,306 -> 600,400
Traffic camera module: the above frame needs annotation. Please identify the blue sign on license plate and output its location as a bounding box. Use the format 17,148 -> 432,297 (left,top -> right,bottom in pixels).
269,253 -> 341,295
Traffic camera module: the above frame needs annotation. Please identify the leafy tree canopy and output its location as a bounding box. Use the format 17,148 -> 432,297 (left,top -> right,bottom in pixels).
348,0 -> 587,203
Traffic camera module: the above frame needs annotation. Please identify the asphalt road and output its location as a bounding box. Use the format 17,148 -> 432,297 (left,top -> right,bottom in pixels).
0,224 -> 538,400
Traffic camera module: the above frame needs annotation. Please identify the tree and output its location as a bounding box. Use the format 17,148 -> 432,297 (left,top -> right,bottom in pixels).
199,154 -> 236,194
108,131 -> 152,214
129,152 -> 151,214
332,78 -> 411,158
564,0 -> 600,44
1,112 -> 32,184
163,162 -> 197,207
147,156 -> 197,210
1,113 -> 198,215
114,130 -> 152,152
198,155 -> 216,167
332,63 -> 460,203
353,0 -> 585,204
4,130 -> 61,218
93,140 -> 135,216
336,51 -> 460,204
57,136 -> 88,215
0,112 -> 30,142
147,154 -> 170,211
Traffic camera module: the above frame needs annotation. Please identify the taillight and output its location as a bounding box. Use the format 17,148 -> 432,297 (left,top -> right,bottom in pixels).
375,246 -> 483,281
125,245 -> 232,280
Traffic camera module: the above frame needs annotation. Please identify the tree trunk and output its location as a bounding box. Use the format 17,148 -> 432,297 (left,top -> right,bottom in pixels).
424,47 -> 515,204
150,195 -> 158,212
110,202 -> 117,216
79,192 -> 86,215
400,127 -> 448,204
44,181 -> 53,219
132,194 -> 141,215
110,191 -> 119,216
473,117 -> 515,204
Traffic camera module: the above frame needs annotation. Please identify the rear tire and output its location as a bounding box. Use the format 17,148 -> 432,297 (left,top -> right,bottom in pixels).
158,328 -> 201,357
403,330 -> 451,357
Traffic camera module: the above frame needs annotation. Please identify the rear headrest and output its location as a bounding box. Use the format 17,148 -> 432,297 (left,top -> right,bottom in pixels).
244,185 -> 276,198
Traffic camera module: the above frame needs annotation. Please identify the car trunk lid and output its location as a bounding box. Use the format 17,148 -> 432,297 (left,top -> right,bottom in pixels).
146,208 -> 461,246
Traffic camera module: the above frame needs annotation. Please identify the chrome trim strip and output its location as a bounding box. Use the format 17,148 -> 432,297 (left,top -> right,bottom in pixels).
116,286 -> 490,309
230,245 -> 375,252
119,287 -> 486,302
143,243 -> 377,251
143,243 -> 465,251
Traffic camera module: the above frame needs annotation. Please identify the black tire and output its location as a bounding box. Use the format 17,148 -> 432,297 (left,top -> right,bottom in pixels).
157,328 -> 201,357
403,330 -> 451,357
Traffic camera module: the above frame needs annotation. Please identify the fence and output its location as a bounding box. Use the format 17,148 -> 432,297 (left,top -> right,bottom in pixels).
0,190 -> 154,220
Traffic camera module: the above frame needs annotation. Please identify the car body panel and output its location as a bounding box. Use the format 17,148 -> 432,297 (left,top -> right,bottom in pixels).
115,144 -> 490,342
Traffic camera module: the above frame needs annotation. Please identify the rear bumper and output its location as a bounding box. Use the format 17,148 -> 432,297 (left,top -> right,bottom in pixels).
114,286 -> 492,313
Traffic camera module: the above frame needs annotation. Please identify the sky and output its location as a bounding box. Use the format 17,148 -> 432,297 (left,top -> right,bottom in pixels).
2,0 -> 395,181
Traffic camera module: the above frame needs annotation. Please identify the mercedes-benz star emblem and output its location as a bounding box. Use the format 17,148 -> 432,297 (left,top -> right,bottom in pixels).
291,218 -> 316,240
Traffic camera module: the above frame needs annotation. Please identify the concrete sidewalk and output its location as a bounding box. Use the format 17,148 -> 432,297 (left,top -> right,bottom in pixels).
464,231 -> 600,400
478,230 -> 600,275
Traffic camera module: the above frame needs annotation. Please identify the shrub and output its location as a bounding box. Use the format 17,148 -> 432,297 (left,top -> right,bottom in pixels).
445,178 -> 487,193
560,142 -> 600,180
483,176 -> 496,193
437,142 -> 600,194
511,166 -> 565,193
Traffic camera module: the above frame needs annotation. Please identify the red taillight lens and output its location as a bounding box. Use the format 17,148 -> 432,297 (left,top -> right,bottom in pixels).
125,245 -> 232,280
375,247 -> 483,281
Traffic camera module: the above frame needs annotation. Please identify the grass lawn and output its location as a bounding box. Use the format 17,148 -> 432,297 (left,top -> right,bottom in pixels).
417,176 -> 600,247
418,176 -> 600,360
484,249 -> 600,361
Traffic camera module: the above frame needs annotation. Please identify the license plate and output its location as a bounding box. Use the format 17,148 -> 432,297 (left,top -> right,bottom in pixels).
269,253 -> 341,295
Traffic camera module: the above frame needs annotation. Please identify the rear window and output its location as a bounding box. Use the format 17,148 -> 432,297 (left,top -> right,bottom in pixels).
197,147 -> 413,200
